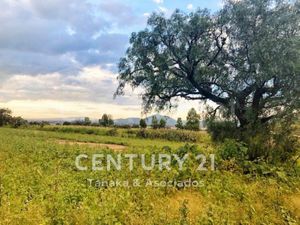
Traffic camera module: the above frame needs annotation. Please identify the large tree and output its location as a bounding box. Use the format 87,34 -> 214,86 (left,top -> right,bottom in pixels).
115,0 -> 300,132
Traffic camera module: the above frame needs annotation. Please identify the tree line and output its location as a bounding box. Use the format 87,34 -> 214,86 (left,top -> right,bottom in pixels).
62,114 -> 114,127
0,107 -> 203,131
0,108 -> 27,128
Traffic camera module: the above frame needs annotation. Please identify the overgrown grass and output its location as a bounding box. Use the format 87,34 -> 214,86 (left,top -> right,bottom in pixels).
0,127 -> 299,224
33,125 -> 210,143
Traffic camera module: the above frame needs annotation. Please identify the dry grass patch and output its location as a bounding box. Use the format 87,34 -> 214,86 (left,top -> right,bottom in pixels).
285,193 -> 300,218
56,139 -> 127,151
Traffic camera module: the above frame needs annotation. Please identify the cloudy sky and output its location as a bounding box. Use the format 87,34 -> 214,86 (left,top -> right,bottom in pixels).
0,0 -> 222,119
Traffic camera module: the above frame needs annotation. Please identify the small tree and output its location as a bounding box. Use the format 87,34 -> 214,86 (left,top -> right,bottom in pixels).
108,117 -> 114,127
151,116 -> 159,129
159,118 -> 166,129
139,118 -> 147,128
0,108 -> 12,126
99,114 -> 114,127
175,118 -> 184,129
40,121 -> 50,128
99,114 -> 108,127
84,117 -> 91,126
185,108 -> 200,131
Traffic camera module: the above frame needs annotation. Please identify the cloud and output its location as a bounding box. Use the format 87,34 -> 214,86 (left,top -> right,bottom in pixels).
0,66 -> 140,105
0,0 -> 130,77
66,26 -> 76,36
143,12 -> 151,17
0,50 -> 81,80
0,99 -> 142,119
187,4 -> 194,10
99,1 -> 143,27
153,0 -> 164,4
158,6 -> 168,13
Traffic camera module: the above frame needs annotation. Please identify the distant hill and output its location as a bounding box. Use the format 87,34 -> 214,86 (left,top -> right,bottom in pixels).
113,117 -> 140,126
114,114 -> 177,127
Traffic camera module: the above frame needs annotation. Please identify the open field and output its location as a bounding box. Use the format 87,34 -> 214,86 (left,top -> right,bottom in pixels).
0,127 -> 299,224
0,0 -> 299,224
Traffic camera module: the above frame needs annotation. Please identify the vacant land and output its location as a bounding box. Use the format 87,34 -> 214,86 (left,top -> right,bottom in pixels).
0,127 -> 299,224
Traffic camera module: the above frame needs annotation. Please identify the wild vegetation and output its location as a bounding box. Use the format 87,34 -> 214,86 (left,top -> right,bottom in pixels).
33,125 -> 208,143
0,127 -> 299,224
0,0 -> 299,224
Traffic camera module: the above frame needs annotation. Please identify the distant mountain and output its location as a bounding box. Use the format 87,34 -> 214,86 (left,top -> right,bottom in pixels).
114,114 -> 177,127
114,117 -> 140,126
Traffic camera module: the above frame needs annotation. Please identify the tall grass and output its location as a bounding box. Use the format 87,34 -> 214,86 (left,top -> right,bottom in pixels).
33,125 -> 210,143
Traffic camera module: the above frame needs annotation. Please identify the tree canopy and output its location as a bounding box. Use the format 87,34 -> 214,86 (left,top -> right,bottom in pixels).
115,0 -> 300,130
185,108 -> 200,131
151,116 -> 159,129
99,114 -> 114,127
0,108 -> 12,126
139,118 -> 147,128
175,117 -> 184,129
159,118 -> 167,128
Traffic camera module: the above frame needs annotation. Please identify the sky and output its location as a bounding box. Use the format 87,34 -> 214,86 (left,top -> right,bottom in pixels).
0,0 -> 223,120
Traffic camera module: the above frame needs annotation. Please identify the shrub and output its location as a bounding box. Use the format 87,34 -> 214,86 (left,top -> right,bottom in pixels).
242,119 -> 299,162
11,116 -> 28,128
136,129 -> 147,138
132,124 -> 140,129
136,129 -> 203,142
206,120 -> 238,142
114,124 -> 130,129
218,139 -> 249,161
208,115 -> 299,163
106,128 -> 118,136
85,129 -> 95,134
268,121 -> 299,163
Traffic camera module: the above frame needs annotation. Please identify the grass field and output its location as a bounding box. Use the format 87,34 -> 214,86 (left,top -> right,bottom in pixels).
0,127 -> 299,224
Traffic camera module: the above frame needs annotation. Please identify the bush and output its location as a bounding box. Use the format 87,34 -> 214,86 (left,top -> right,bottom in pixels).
206,120 -> 238,142
11,116 -> 28,128
218,139 -> 248,161
106,128 -> 118,136
208,116 -> 299,163
242,120 -> 299,162
115,124 -> 132,129
218,140 -> 295,177
136,129 -> 203,142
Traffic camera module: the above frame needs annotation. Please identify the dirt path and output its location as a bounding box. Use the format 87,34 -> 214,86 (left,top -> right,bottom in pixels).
56,139 -> 127,151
